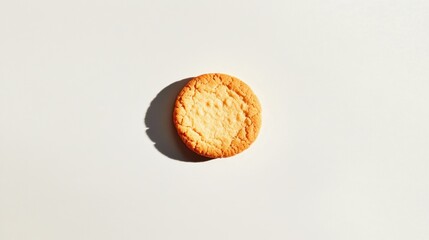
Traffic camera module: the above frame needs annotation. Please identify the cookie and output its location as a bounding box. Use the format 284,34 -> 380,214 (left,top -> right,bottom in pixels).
173,73 -> 261,158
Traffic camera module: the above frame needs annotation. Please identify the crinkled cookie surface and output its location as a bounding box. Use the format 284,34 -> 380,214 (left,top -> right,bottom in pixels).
173,73 -> 261,158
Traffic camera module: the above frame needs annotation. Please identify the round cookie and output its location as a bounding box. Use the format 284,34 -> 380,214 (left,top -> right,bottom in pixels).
173,73 -> 261,158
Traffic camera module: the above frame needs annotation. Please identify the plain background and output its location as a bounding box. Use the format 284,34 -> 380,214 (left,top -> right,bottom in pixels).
1,0 -> 428,239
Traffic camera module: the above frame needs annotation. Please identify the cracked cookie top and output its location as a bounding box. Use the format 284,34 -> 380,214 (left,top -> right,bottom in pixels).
173,73 -> 261,158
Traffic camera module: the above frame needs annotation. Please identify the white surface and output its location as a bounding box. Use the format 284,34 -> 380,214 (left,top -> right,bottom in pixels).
1,0 -> 429,239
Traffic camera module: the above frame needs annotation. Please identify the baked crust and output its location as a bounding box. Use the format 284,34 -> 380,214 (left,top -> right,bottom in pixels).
173,73 -> 261,158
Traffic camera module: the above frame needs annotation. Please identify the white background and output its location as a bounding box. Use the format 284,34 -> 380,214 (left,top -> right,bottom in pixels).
1,0 -> 429,239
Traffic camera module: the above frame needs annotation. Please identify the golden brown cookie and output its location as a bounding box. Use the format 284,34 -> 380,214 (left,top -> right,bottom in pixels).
173,73 -> 261,158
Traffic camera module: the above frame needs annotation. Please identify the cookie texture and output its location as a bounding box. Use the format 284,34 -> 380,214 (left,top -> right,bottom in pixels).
173,73 -> 261,158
